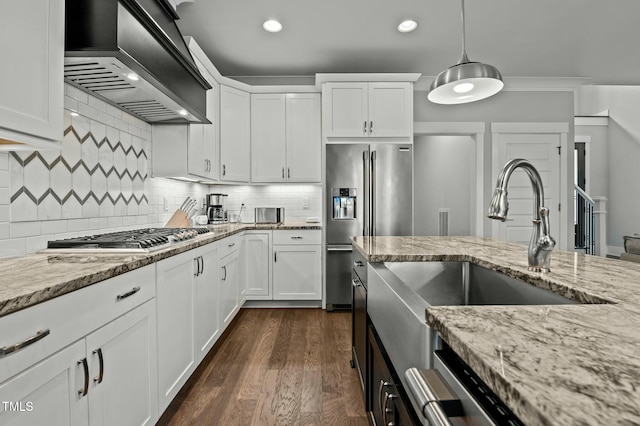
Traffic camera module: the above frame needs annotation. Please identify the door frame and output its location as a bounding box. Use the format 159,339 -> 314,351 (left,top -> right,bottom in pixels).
490,122 -> 570,250
413,122 -> 487,237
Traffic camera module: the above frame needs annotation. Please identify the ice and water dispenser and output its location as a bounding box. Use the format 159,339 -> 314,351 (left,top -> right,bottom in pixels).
332,188 -> 356,220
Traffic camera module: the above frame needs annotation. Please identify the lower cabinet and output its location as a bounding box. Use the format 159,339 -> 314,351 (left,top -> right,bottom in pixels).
220,246 -> 240,330
156,250 -> 196,413
0,300 -> 158,426
245,231 -> 272,299
193,244 -> 220,364
272,230 -> 322,300
368,324 -> 418,426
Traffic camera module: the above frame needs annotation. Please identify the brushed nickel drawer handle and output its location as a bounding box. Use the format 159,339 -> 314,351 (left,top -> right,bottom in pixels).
0,329 -> 51,358
353,260 -> 363,267
290,236 -> 303,239
228,242 -> 236,247
116,286 -> 140,301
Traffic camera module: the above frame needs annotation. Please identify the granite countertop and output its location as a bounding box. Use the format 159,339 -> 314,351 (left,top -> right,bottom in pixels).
0,222 -> 321,318
352,236 -> 640,426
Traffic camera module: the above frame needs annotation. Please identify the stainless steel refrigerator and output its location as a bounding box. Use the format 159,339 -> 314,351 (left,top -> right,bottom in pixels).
325,144 -> 413,310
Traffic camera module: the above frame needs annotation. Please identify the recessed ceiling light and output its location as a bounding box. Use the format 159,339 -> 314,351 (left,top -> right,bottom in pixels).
178,109 -> 188,116
398,20 -> 418,33
70,111 -> 79,117
126,73 -> 139,81
263,20 -> 283,33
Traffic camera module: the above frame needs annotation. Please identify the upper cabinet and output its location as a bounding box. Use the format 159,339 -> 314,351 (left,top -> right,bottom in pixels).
220,85 -> 251,182
322,82 -> 413,139
0,0 -> 64,150
152,44 -> 219,181
251,93 -> 321,183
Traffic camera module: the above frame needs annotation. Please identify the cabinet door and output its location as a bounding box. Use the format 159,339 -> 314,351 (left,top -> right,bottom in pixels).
194,245 -> 220,361
187,123 -> 206,178
368,326 -> 395,426
155,253 -> 195,412
0,0 -> 63,147
286,94 -> 321,182
0,340 -> 88,426
203,77 -> 219,180
273,245 -> 322,300
220,252 -> 240,329
367,83 -> 412,137
245,233 -> 271,299
220,85 -> 250,182
323,83 -> 369,137
251,94 -> 286,182
86,301 -> 158,426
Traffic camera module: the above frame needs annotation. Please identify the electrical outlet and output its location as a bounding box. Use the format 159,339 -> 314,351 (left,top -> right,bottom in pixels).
302,198 -> 309,209
164,197 -> 169,212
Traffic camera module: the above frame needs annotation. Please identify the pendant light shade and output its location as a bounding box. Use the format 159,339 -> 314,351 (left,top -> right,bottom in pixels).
428,0 -> 503,104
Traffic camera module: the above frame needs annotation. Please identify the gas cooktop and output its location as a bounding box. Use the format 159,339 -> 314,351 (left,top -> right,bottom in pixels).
46,228 -> 210,253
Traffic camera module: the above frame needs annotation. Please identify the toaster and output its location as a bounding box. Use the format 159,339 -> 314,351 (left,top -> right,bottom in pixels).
255,207 -> 285,224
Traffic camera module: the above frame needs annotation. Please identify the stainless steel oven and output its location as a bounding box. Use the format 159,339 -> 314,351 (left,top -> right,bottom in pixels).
404,343 -> 524,425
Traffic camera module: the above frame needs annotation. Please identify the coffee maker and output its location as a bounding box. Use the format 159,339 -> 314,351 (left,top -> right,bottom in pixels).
206,193 -> 228,223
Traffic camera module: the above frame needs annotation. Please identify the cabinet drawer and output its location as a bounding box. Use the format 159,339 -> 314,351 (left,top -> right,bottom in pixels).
0,265 -> 154,383
219,233 -> 242,259
273,230 -> 321,245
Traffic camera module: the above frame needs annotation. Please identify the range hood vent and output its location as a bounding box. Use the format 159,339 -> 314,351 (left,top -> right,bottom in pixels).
65,0 -> 211,124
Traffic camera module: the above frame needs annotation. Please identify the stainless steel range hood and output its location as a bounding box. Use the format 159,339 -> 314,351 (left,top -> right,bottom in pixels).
65,0 -> 211,123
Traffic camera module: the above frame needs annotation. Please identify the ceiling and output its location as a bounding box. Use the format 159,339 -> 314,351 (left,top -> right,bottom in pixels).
175,0 -> 640,85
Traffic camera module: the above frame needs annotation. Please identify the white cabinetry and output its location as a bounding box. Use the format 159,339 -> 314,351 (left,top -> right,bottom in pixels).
152,63 -> 219,181
0,0 -> 64,150
244,231 -> 272,299
219,235 -> 242,330
251,94 -> 321,183
323,82 -> 412,139
193,244 -> 220,363
272,230 -> 322,300
220,85 -> 250,182
155,251 -> 196,412
0,266 -> 157,426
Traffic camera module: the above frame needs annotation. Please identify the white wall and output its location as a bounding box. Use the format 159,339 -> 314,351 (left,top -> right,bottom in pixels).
414,135 -> 475,236
208,184 -> 322,223
0,84 -> 210,257
414,90 -> 575,241
578,86 -> 640,250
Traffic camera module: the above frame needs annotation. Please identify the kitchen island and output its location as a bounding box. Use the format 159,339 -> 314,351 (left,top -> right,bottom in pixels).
352,235 -> 640,426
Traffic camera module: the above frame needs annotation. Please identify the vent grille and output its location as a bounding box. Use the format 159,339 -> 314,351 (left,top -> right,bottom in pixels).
438,208 -> 450,236
64,61 -> 181,122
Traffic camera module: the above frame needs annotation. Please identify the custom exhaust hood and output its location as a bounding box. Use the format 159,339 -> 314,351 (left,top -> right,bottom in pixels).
65,0 -> 211,123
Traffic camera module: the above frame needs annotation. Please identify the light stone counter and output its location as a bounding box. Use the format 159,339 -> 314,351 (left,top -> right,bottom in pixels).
0,223 -> 321,318
352,236 -> 640,426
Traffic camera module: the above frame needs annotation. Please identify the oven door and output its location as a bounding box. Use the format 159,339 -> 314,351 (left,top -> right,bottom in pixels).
404,348 -> 523,425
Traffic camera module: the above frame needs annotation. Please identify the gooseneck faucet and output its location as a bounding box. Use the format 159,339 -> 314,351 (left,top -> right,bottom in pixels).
488,159 -> 556,272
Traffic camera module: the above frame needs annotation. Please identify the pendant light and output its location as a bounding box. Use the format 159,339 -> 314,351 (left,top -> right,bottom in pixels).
428,0 -> 503,104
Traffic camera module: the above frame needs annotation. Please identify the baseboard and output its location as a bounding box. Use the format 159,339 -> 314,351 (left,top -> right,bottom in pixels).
607,245 -> 625,257
242,300 -> 322,309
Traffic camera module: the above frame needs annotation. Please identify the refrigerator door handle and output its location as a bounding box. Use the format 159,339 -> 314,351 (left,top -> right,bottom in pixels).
371,150 -> 377,237
363,150 -> 369,237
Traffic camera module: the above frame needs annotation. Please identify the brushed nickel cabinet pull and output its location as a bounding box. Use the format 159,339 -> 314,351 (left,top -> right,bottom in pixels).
116,286 -> 140,301
288,167 -> 290,179
363,121 -> 367,134
78,358 -> 89,397
93,348 -> 104,384
0,329 -> 50,358
282,167 -> 285,179
223,164 -> 226,176
370,121 -> 373,134
194,258 -> 199,277
200,256 -> 204,275
291,236 -> 303,239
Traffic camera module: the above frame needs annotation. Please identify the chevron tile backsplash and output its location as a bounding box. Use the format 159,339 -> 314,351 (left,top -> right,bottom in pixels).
9,114 -> 148,222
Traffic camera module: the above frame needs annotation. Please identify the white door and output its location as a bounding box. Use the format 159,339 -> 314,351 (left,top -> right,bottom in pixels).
251,94 -> 286,182
286,94 -> 321,182
492,131 -> 563,248
220,85 -> 250,182
86,301 -> 158,426
155,253 -> 195,412
323,83 -> 368,137
245,233 -> 271,299
0,340 -> 88,426
194,245 -> 220,361
273,245 -> 322,300
368,83 -> 412,137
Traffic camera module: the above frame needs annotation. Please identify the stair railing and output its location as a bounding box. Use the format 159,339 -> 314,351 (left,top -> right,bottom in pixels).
574,185 -> 595,254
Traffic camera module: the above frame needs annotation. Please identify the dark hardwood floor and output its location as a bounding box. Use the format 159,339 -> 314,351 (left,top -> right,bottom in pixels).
158,308 -> 369,426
